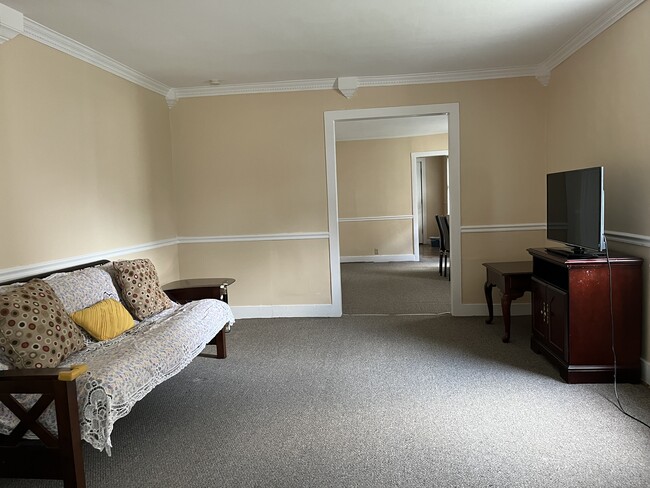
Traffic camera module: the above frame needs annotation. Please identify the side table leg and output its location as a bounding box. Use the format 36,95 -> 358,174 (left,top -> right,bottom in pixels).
214,329 -> 227,359
220,286 -> 232,332
484,281 -> 494,324
500,294 -> 512,343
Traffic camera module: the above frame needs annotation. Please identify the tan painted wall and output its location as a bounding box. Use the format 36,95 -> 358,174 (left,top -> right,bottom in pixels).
462,231 -> 546,304
1,5 -> 646,366
336,134 -> 446,257
171,78 -> 547,306
545,1 -> 650,361
115,245 -> 180,286
339,220 -> 413,257
0,37 -> 177,276
177,240 -> 331,306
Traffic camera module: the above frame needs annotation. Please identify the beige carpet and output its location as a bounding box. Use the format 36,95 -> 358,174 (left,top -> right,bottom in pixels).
342,244 -> 450,315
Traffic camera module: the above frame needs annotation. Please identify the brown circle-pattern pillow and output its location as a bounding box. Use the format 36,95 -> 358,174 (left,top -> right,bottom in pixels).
0,279 -> 86,369
113,259 -> 172,321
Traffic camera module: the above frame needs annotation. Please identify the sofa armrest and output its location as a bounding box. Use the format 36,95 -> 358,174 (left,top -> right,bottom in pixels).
0,364 -> 87,383
0,365 -> 87,487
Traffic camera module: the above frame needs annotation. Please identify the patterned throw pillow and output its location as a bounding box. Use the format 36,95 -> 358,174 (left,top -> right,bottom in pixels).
0,279 -> 86,369
113,259 -> 172,320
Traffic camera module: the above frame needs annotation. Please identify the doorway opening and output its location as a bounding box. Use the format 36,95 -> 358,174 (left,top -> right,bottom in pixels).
412,151 -> 449,250
324,103 -> 461,316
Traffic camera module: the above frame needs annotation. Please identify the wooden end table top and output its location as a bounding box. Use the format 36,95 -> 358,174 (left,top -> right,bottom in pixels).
162,278 -> 235,292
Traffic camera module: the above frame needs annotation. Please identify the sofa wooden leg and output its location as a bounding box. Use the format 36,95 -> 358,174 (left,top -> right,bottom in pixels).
57,381 -> 86,488
0,368 -> 86,488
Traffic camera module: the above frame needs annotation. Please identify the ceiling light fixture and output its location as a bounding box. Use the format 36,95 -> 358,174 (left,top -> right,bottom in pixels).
209,79 -> 221,86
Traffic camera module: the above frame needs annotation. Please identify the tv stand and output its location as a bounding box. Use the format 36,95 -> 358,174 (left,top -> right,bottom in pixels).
545,247 -> 605,259
527,248 -> 642,383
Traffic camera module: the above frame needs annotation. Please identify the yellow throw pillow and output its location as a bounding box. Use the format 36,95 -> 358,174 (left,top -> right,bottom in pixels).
71,299 -> 135,341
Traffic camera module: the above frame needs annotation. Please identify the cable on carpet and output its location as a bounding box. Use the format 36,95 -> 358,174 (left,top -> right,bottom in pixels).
605,237 -> 650,430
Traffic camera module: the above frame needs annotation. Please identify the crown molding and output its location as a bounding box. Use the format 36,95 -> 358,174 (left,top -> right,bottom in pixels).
538,0 -> 645,74
178,232 -> 329,244
22,18 -> 171,97
174,66 -> 539,99
14,0 -> 644,100
174,78 -> 337,98
358,66 -> 539,87
0,3 -> 23,44
461,223 -> 546,233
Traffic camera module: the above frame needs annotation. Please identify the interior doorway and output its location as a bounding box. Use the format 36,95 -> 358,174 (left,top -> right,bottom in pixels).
412,151 -> 449,247
324,103 -> 461,316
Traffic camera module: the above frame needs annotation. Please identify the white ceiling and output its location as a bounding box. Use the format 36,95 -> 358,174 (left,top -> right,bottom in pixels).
2,0 -> 637,90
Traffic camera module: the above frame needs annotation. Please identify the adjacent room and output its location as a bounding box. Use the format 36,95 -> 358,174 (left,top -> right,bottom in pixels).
1,1 -> 649,487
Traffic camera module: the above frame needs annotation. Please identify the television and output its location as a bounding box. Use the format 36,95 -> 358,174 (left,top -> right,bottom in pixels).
546,166 -> 606,257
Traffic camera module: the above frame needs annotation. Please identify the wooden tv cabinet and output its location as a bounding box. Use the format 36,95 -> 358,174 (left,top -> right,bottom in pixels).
527,248 -> 642,384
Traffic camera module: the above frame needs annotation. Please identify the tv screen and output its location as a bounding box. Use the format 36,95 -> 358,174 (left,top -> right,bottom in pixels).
547,166 -> 605,254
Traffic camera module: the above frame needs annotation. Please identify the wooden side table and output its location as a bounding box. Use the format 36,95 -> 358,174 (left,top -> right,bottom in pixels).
483,262 -> 533,343
162,278 -> 235,305
162,278 -> 236,358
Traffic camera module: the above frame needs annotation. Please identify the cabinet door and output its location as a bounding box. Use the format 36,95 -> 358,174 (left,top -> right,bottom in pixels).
531,278 -> 547,341
546,284 -> 568,361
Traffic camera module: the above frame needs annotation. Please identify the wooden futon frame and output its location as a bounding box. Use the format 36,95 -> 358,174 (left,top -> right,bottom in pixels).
0,260 -> 228,488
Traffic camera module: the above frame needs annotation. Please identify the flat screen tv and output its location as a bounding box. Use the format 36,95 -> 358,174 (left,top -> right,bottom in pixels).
546,166 -> 606,257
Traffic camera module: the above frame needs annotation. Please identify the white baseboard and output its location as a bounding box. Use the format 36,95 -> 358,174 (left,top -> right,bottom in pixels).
341,254 -> 417,263
454,302 -> 532,317
231,304 -> 339,319
231,301 -> 531,320
642,358 -> 649,385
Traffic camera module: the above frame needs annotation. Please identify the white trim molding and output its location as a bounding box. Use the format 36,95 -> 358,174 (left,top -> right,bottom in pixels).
231,304 -> 338,319
21,18 -> 171,96
174,78 -> 337,98
12,1 -> 643,101
605,230 -> 650,248
338,215 -> 413,223
341,254 -> 417,264
0,3 -> 23,44
325,103 -> 461,317
538,0 -> 646,75
12,1 -> 643,99
0,238 -> 177,283
178,232 -> 329,244
461,223 -> 546,234
461,302 -> 532,318
336,77 -> 359,98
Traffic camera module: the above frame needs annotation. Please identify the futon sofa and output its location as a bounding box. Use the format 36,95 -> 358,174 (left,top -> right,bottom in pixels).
0,259 -> 234,487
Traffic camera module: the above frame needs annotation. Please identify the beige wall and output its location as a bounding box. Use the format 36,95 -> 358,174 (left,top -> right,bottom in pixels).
171,78 -> 547,306
0,37 -> 177,274
336,134 -> 447,257
177,240 -> 331,306
339,220 -> 413,257
1,5 -> 647,367
545,0 -> 650,360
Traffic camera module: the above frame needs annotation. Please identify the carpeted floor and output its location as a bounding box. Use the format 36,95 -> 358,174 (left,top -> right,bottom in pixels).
6,248 -> 650,487
342,244 -> 450,315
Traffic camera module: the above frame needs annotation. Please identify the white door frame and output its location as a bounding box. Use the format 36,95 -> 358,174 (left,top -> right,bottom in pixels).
324,104 -> 461,316
411,150 -> 449,251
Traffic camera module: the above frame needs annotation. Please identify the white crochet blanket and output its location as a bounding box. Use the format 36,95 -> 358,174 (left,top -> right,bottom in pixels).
0,299 -> 234,454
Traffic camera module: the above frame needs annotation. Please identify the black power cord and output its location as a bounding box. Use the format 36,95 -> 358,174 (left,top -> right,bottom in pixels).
604,236 -> 650,429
